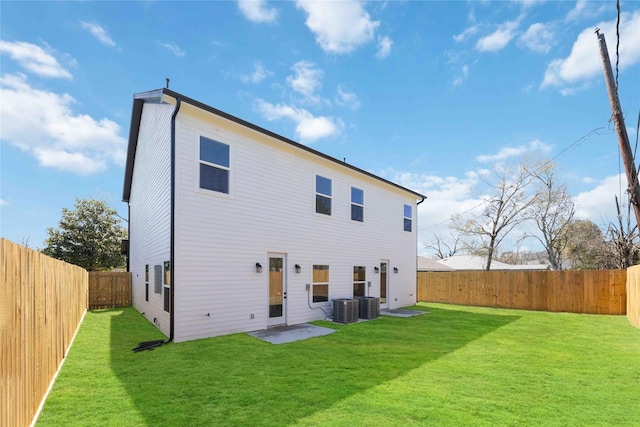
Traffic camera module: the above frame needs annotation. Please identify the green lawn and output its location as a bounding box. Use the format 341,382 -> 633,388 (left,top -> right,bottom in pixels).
37,304 -> 640,426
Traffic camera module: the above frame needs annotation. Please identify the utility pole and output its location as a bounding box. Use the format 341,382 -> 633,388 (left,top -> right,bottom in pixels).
595,29 -> 640,228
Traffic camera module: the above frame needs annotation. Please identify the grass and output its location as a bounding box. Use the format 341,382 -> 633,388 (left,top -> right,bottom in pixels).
37,303 -> 640,426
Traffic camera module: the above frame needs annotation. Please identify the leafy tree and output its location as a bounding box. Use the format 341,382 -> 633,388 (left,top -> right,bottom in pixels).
42,197 -> 127,271
562,219 -> 607,270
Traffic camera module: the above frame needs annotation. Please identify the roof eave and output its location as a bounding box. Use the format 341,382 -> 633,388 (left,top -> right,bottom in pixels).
122,88 -> 427,203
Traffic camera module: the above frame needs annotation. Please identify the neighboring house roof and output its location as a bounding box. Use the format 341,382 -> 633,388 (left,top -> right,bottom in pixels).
122,88 -> 427,203
417,256 -> 454,272
435,255 -> 549,271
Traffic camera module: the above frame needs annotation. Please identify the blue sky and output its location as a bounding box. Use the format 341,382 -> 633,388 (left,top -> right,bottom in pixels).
1,0 -> 639,257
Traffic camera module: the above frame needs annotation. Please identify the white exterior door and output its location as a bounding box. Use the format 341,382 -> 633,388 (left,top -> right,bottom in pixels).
267,254 -> 287,326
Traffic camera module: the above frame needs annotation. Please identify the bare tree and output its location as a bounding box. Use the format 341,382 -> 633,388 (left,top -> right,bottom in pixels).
452,162 -> 535,270
527,161 -> 575,270
426,233 -> 462,259
604,195 -> 639,269
20,235 -> 32,248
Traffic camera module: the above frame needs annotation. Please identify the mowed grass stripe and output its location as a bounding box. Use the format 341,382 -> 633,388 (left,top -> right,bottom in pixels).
37,304 -> 640,426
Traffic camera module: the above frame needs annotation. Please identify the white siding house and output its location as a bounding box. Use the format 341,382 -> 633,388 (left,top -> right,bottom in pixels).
123,89 -> 426,342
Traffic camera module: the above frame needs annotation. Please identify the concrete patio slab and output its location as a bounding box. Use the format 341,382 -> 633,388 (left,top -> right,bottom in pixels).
380,309 -> 428,318
247,323 -> 336,344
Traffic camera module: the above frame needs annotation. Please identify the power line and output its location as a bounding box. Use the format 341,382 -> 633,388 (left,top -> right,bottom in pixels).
615,0 -> 621,90
419,127 -> 606,230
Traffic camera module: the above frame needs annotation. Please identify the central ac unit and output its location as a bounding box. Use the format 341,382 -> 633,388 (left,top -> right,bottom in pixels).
332,299 -> 359,323
356,296 -> 380,319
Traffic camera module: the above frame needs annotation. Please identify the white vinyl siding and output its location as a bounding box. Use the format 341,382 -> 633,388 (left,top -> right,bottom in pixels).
128,103 -> 173,338
132,96 -> 419,342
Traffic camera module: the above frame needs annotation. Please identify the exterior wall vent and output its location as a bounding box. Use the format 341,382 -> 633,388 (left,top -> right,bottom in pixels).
332,299 -> 359,324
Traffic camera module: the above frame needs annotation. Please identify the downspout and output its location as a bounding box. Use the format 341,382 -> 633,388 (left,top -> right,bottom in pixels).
415,196 -> 426,282
126,204 -> 131,272
168,96 -> 182,343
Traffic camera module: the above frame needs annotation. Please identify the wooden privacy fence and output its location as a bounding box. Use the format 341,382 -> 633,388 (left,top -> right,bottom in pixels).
1,238 -> 88,427
88,272 -> 132,309
417,269 -> 627,315
626,266 -> 640,327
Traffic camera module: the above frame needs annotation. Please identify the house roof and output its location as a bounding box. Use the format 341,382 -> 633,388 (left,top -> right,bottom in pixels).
417,256 -> 454,271
435,255 -> 549,271
122,88 -> 427,203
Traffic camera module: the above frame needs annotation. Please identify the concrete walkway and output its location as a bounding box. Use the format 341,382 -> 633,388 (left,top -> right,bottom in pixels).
248,309 -> 427,344
380,308 -> 427,317
248,323 -> 336,344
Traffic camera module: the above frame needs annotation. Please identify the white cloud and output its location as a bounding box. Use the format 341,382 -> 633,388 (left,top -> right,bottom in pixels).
160,42 -> 186,57
375,36 -> 393,59
565,0 -> 588,22
564,0 -> 607,23
0,40 -> 72,79
241,62 -> 272,83
519,22 -> 554,53
335,85 -> 360,110
518,0 -> 545,8
296,0 -> 379,54
573,174 -> 620,223
476,18 -> 520,52
34,148 -> 107,175
256,99 -> 342,142
80,21 -> 117,48
452,64 -> 469,87
237,0 -> 277,23
542,10 -> 640,91
476,139 -> 553,163
0,199 -> 7,206
453,25 -> 479,43
0,73 -> 126,175
286,61 -> 323,99
380,168 -> 485,248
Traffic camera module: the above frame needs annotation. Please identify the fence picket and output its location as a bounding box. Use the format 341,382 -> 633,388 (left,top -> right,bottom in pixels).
417,269 -> 628,315
1,238 -> 88,427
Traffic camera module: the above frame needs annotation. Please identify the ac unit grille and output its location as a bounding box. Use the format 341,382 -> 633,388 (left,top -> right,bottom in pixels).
356,296 -> 380,319
332,299 -> 359,323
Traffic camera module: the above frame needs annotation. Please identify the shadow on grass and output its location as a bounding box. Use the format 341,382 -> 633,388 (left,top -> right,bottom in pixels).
109,305 -> 520,426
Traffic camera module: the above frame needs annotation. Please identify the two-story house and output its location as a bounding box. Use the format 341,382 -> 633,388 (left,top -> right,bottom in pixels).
123,88 -> 426,342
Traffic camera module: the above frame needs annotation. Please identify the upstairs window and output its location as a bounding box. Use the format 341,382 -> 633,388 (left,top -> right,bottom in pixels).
351,187 -> 364,222
200,136 -> 230,194
316,175 -> 332,215
404,204 -> 412,232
